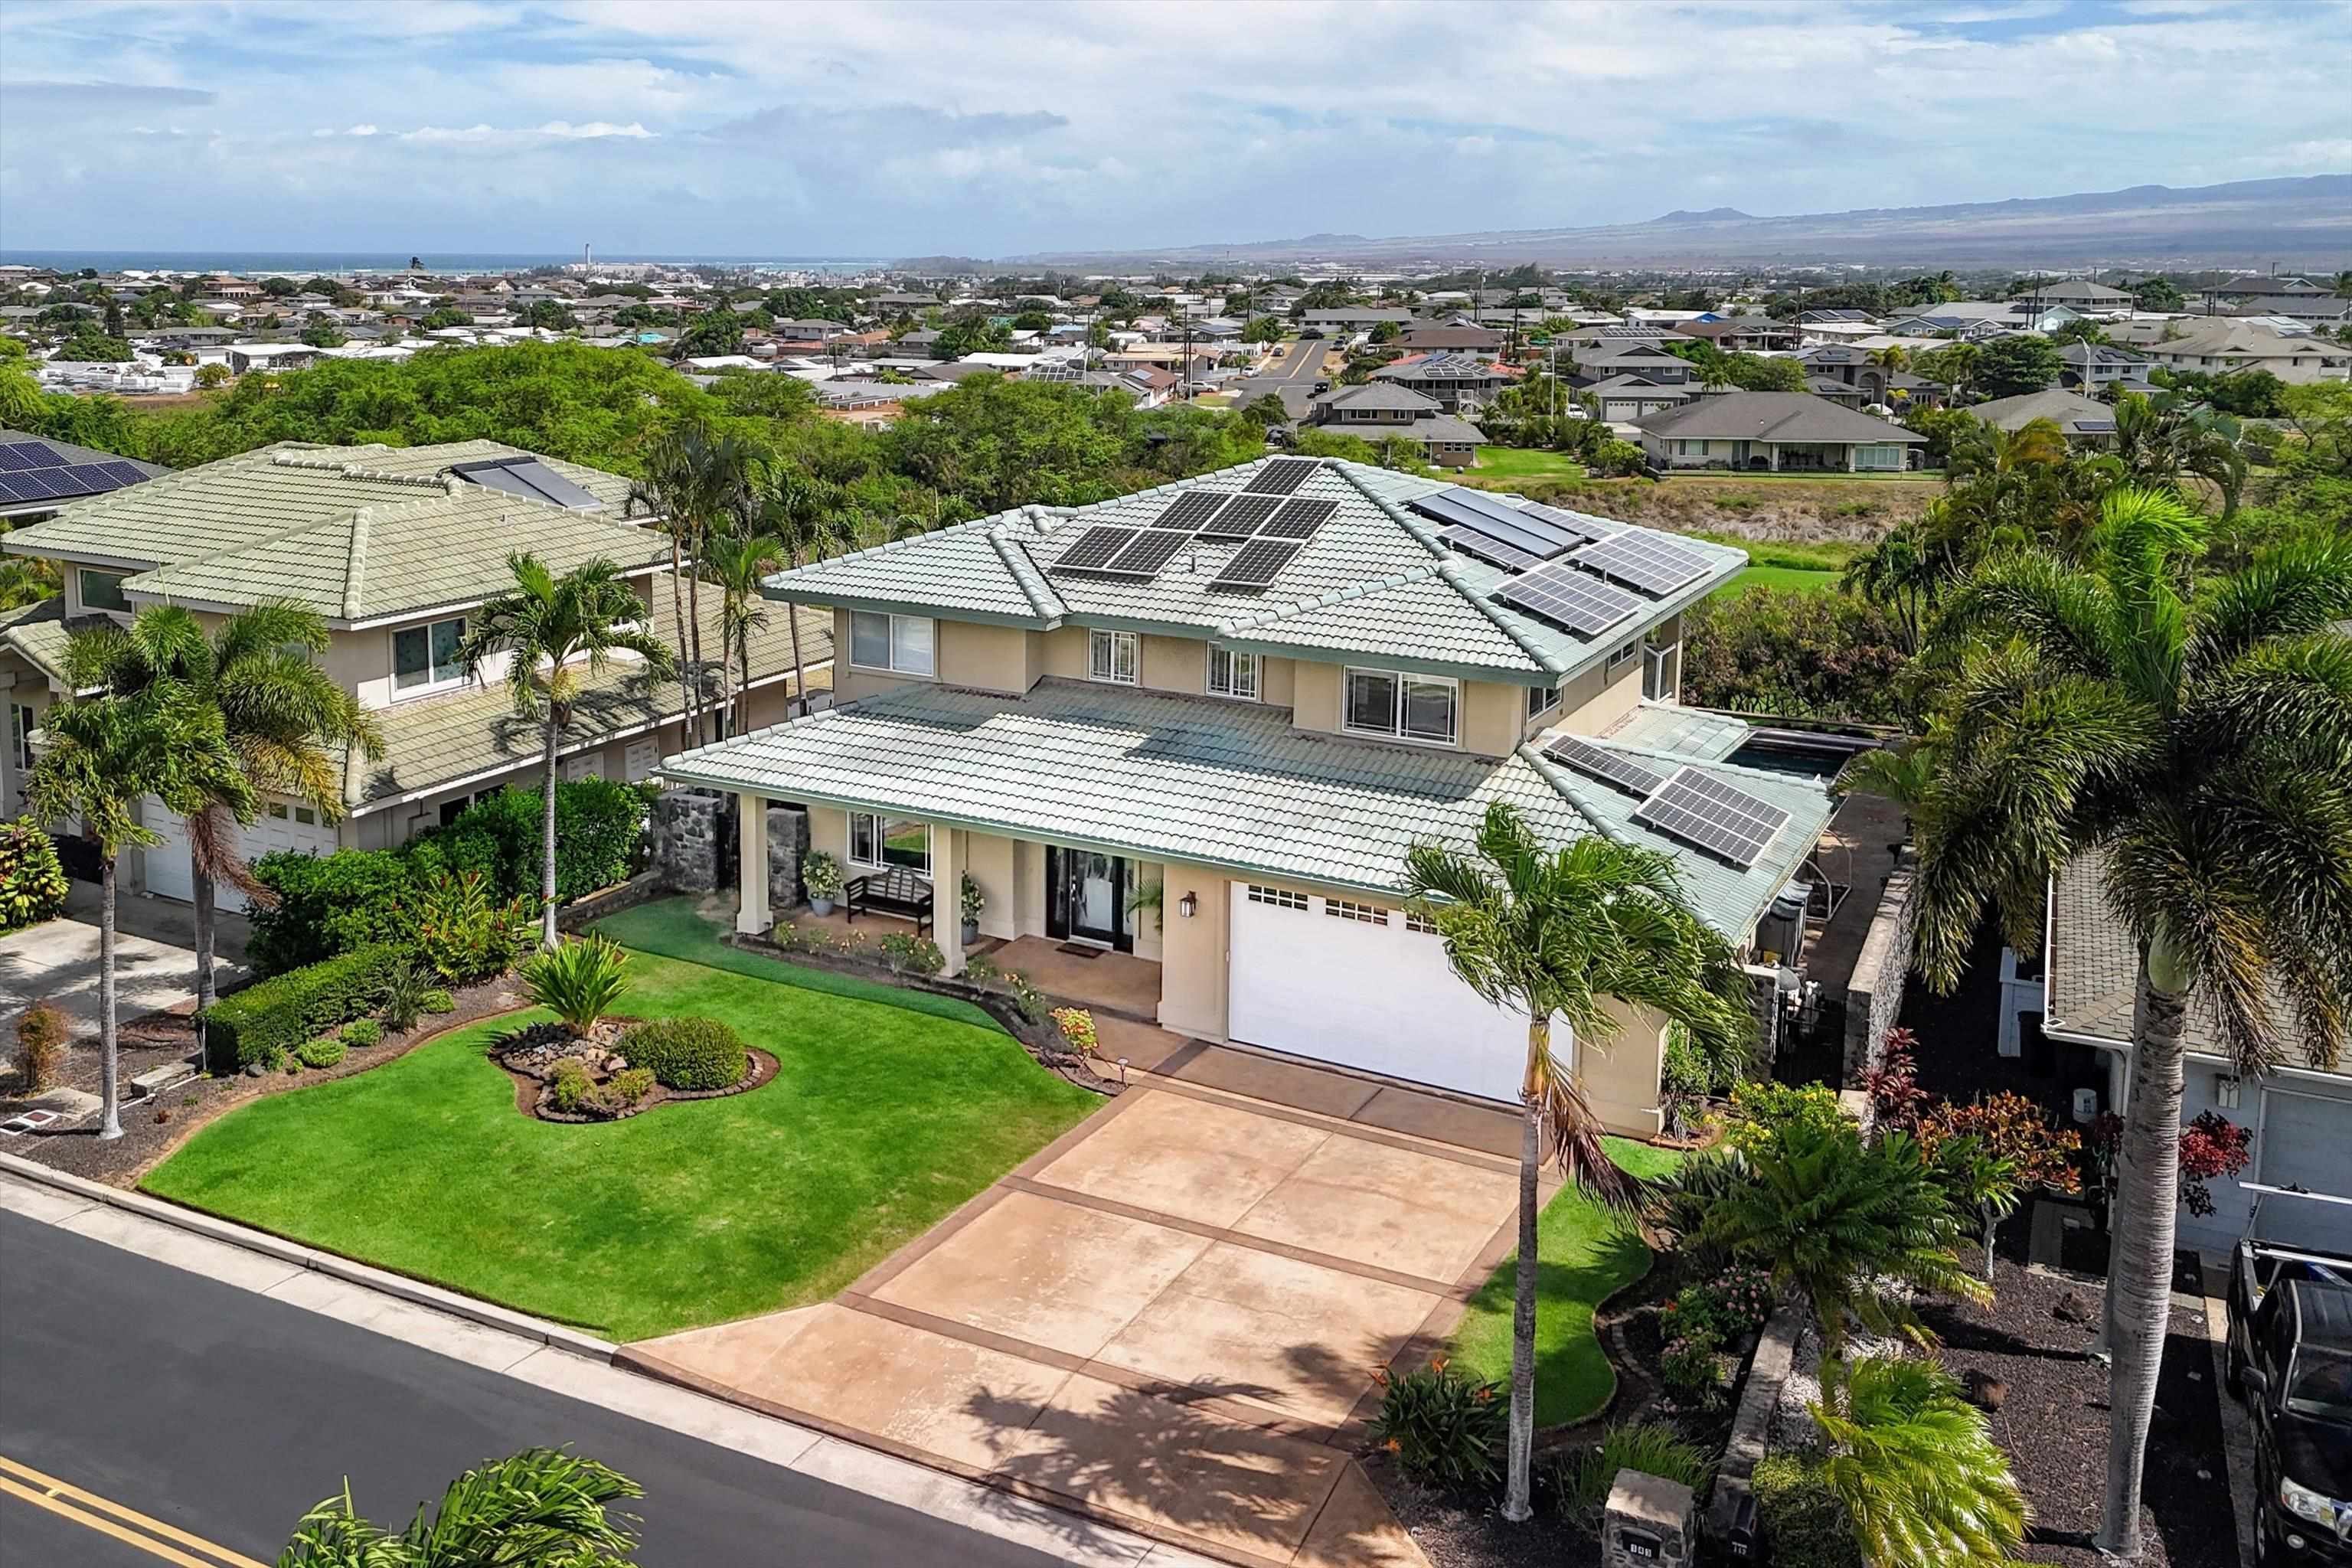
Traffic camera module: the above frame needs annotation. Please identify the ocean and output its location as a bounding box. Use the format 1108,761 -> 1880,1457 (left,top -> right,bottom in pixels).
0,250 -> 890,276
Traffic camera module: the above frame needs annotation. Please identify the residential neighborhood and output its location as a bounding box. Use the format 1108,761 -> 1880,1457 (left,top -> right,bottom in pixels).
2,7 -> 2348,1568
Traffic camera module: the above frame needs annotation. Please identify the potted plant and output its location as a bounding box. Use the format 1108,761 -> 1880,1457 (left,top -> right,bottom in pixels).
802,851 -> 843,916
959,871 -> 985,946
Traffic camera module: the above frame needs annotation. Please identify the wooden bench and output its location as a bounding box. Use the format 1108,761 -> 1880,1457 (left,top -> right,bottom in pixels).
844,868 -> 933,936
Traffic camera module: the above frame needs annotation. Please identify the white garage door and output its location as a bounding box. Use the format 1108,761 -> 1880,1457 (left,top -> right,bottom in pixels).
2259,1086 -> 2352,1194
142,797 -> 339,911
1227,880 -> 1544,1103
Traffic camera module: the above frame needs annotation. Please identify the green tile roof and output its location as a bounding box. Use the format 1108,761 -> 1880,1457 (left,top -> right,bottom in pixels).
0,598 -> 80,685
1608,701 -> 1753,762
660,677 -> 1833,937
2,441 -> 654,622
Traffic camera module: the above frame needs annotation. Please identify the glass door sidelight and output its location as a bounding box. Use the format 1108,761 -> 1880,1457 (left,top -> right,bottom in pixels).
1047,846 -> 1129,951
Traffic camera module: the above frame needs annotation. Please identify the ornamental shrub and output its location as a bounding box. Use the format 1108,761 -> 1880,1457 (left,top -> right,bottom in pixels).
520,934 -> 631,1037
1660,1329 -> 1723,1403
1681,587 -> 1909,727
243,848 -> 414,974
590,1066 -> 655,1115
1753,1452 -> 1864,1568
375,964 -> 429,1035
1050,1007 -> 1099,1058
296,1034 -> 347,1068
618,1017 -> 746,1091
1365,1357 -> 1507,1487
14,1001 -> 68,1093
408,871 -> 531,985
1668,1265 -> 1775,1343
878,932 -> 944,975
421,988 -> 456,1014
341,1018 -> 381,1048
0,819 -> 70,931
1557,1421 -> 1714,1527
548,1058 -> 593,1114
200,942 -> 407,1073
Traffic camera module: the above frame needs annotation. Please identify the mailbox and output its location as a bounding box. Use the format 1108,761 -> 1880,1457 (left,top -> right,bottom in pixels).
1603,1468 -> 1696,1568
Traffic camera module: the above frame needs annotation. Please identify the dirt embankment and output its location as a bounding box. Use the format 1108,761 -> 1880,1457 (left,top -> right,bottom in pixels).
1509,475 -> 1940,544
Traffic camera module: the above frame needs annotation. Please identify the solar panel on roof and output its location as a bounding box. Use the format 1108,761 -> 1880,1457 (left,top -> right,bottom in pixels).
6,469 -> 61,501
1243,458 -> 1320,496
1102,528 -> 1194,578
0,442 -> 64,473
1047,524 -> 1141,574
0,475 -> 25,502
1514,501 -> 1606,548
1208,537 -> 1302,590
1493,560 -> 1641,637
95,460 -> 149,487
450,456 -> 605,511
1406,489 -> 1576,560
1260,498 -> 1338,539
1544,735 -> 1668,797
1440,524 -> 1544,573
1571,530 -> 1712,596
1197,493 -> 1282,539
1152,489 -> 1233,532
1634,768 -> 1791,868
42,465 -> 111,499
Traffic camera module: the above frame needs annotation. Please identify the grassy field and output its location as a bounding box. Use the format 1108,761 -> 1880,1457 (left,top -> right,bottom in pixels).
145,916 -> 1099,1341
1714,564 -> 1842,598
1447,1137 -> 1683,1427
1466,448 -> 1589,482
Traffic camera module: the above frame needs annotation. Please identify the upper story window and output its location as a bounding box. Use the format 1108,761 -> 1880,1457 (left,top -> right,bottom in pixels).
1528,681 -> 1560,718
1089,629 -> 1138,685
1606,638 -> 1642,675
1344,667 -> 1457,746
77,568 -> 131,615
1207,642 -> 1259,701
394,616 -> 467,693
849,611 -> 935,677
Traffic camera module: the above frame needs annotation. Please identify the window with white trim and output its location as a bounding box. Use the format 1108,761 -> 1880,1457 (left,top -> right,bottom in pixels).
78,568 -> 131,614
848,611 -> 935,677
1344,667 -> 1458,745
1207,642 -> 1259,701
1246,884 -> 1307,910
1325,899 -> 1389,926
8,704 -> 32,773
1528,681 -> 1559,718
849,811 -> 932,875
1606,638 -> 1642,675
393,616 -> 467,692
1404,910 -> 1440,936
1089,629 -> 1139,684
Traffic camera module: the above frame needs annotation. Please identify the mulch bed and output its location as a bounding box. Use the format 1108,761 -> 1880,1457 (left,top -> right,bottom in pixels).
1916,1253 -> 2239,1568
0,978 -> 524,1187
497,1041 -> 780,1122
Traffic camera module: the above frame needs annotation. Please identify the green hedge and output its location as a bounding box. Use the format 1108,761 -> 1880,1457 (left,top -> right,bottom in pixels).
201,942 -> 409,1072
243,779 -> 653,975
1,818 -> 71,932
619,1016 -> 749,1091
1751,1453 -> 1863,1568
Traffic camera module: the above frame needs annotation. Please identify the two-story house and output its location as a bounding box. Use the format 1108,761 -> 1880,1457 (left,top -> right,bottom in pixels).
1306,384 -> 1488,467
659,456 -> 1836,1135
1368,353 -> 1513,413
1,439 -> 831,903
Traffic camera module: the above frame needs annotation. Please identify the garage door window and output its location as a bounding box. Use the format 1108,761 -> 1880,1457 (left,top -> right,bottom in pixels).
1246,884 -> 1307,910
1326,899 -> 1388,926
1344,668 -> 1456,745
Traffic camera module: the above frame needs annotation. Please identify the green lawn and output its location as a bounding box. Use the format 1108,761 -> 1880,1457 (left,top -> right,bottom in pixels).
1467,447 -> 1588,482
144,913 -> 1100,1341
1447,1137 -> 1683,1427
1713,564 -> 1842,599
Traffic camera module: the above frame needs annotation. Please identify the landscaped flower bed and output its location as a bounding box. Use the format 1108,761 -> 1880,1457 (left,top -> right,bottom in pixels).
492,1014 -> 778,1122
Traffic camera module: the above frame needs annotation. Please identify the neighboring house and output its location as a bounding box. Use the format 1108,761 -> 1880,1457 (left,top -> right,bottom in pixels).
1798,309 -> 1879,328
1804,376 -> 1868,410
0,439 -> 831,883
1586,375 -> 1695,423
1395,324 -> 1505,356
2056,340 -> 2151,391
1299,309 -> 1416,332
1672,318 -> 1802,353
1882,301 -> 2082,338
1633,393 -> 1926,472
2042,854 -> 2351,1254
1568,342 -> 1700,387
1798,344 -> 1903,401
658,456 -> 1834,1132
1308,384 -> 1488,466
1368,352 -> 1511,413
2136,320 -> 2352,384
2223,295 -> 2352,326
0,427 -> 166,523
1965,388 -> 2118,445
2014,279 -> 2135,314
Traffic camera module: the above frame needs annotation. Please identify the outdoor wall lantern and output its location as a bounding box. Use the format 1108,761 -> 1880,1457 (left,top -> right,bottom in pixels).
1178,890 -> 1198,919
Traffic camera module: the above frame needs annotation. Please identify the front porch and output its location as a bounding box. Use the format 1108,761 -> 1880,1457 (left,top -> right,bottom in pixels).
769,899 -> 1166,1021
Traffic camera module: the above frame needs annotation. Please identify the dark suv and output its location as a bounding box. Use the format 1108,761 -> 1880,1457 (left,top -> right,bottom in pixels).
2230,1265 -> 2352,1563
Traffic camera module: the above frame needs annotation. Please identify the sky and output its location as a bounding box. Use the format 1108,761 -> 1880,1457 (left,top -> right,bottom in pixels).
0,0 -> 2346,261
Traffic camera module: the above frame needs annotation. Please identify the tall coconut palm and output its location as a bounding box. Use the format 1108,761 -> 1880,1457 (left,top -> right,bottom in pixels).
26,675 -> 251,1138
1905,485 -> 2352,1557
1811,1355 -> 2028,1568
69,602 -> 382,1054
279,1446 -> 641,1566
626,423 -> 759,745
1402,805 -> 1755,1522
702,527 -> 782,737
456,554 -> 674,949
752,469 -> 856,717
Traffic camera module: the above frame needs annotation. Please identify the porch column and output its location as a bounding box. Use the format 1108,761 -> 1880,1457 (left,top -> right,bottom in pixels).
932,822 -> 963,976
736,792 -> 770,936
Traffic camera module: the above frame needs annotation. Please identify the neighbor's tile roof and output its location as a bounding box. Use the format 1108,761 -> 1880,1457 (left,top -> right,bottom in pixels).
2,440 -> 653,622
344,598 -> 831,812
1634,393 -> 1926,445
0,598 -> 87,685
756,456 -> 1745,684
2046,854 -> 2343,1076
661,677 -> 1834,936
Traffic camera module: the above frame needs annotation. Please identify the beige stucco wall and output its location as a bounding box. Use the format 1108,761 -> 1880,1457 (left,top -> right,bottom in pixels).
1155,861 -> 1230,1040
1549,651 -> 1645,737
1139,635 -> 1205,695
1289,658 -> 1341,736
1038,625 -> 1091,681
1461,679 -> 1526,758
939,620 -> 1035,695
962,828 -> 1018,940
1581,997 -> 1669,1138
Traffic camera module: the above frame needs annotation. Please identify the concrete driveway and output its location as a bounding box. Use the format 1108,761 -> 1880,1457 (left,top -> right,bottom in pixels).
626,1037 -> 1532,1568
0,883 -> 249,1037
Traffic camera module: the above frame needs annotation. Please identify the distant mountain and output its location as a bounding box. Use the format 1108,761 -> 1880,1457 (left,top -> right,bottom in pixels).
984,176 -> 2350,271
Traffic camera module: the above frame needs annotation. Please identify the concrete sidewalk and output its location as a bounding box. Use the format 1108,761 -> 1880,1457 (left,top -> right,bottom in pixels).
0,1156 -> 1217,1568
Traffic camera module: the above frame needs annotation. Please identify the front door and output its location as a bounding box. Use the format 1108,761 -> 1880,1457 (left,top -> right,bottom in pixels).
1047,847 -> 1129,951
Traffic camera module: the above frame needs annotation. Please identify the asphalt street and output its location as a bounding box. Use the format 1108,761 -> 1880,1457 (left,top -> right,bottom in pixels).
0,1211 -> 1081,1566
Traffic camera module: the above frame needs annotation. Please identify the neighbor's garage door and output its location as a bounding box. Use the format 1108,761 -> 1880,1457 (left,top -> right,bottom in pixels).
142,796 -> 338,911
1227,880 -> 1539,1103
2259,1086 -> 2352,1194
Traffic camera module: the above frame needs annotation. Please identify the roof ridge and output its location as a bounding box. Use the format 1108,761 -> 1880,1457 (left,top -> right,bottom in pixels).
1518,743 -> 1631,845
988,521 -> 1069,620
1216,564 -> 1439,632
341,505 -> 371,619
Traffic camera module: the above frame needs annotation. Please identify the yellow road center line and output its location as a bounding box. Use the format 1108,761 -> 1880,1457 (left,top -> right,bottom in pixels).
0,1455 -> 270,1568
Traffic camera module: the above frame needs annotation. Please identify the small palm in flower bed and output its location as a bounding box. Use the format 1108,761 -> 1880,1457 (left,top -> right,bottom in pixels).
1367,1356 -> 1508,1488
521,934 -> 631,1038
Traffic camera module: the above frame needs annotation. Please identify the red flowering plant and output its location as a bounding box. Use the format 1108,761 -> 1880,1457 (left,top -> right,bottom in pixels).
2177,1110 -> 2253,1217
1861,1026 -> 1929,1132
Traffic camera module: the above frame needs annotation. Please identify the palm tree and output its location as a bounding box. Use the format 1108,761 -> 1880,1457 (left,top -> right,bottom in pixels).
626,423 -> 759,745
1402,805 -> 1755,1522
70,603 -> 382,1053
1811,1356 -> 2028,1568
751,469 -> 856,717
1904,485 -> 2352,1557
26,675 -> 251,1138
702,527 -> 782,736
1701,1117 -> 1988,1377
456,554 -> 674,949
279,1447 -> 641,1566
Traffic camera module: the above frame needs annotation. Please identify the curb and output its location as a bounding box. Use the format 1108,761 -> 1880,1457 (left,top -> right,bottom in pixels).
0,1152 -> 615,1363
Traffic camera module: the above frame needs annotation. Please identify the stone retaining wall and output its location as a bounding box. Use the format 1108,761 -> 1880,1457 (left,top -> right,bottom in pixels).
651,789 -> 728,894
1842,860 -> 1916,1085
1704,1298 -> 1802,1551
